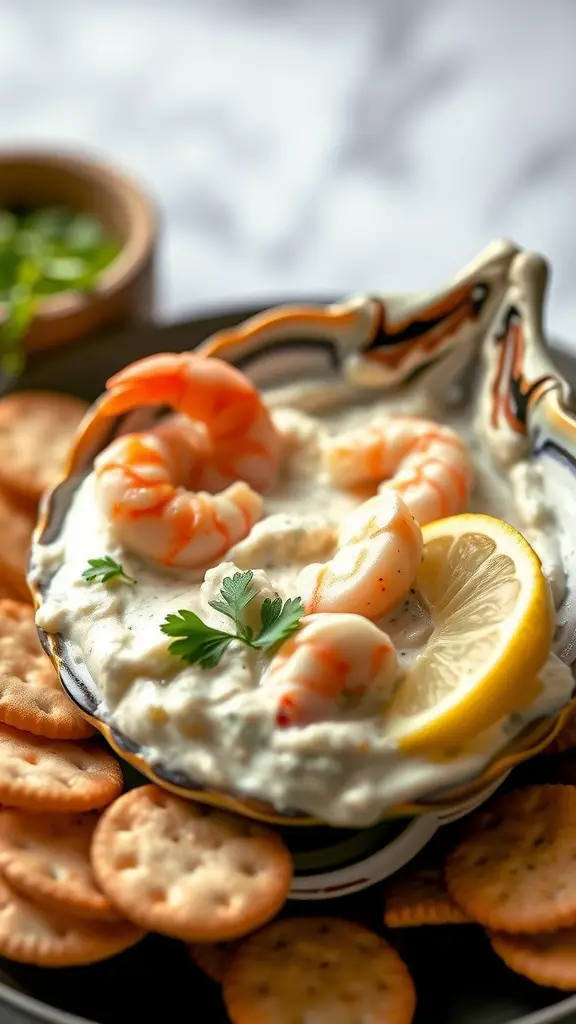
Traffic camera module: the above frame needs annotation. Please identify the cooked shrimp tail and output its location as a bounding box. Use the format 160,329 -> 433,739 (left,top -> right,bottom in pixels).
264,613 -> 399,728
324,417 -> 472,525
297,490 -> 423,620
92,354 -> 280,570
97,353 -> 280,493
95,431 -> 263,569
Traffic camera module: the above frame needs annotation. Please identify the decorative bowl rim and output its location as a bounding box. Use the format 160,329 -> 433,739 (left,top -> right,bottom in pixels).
29,239 -> 576,828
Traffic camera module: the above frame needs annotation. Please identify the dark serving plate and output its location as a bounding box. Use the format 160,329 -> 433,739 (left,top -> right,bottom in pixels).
2,305 -> 576,1024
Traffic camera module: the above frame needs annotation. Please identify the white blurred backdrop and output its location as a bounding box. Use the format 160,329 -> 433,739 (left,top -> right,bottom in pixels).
1,0 -> 576,349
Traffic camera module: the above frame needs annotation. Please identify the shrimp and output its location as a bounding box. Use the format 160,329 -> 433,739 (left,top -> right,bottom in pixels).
96,353 -> 281,494
92,354 -> 281,569
297,490 -> 423,620
95,428 -> 263,569
323,417 -> 472,526
263,613 -> 399,728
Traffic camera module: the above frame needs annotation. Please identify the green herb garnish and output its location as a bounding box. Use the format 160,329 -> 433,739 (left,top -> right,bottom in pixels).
82,557 -> 137,587
160,570 -> 304,668
0,206 -> 121,376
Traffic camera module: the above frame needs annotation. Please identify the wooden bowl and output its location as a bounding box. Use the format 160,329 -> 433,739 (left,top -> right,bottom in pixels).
0,149 -> 158,354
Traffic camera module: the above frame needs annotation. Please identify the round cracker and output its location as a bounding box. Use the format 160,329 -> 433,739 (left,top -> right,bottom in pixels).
0,874 -> 143,966
0,724 -> 122,812
91,785 -> 293,942
489,927 -> 576,990
223,917 -> 416,1024
0,390 -> 88,505
384,865 -> 470,928
0,810 -> 118,920
188,939 -> 242,983
0,488 -> 35,601
0,599 -> 93,739
446,785 -> 576,934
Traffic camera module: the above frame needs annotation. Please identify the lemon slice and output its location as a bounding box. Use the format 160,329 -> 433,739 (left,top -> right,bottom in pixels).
384,513 -> 554,752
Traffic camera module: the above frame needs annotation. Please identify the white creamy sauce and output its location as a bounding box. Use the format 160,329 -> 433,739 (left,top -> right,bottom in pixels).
32,381 -> 574,827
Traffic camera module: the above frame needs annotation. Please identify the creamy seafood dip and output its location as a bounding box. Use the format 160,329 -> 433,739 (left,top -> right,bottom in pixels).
32,380 -> 574,828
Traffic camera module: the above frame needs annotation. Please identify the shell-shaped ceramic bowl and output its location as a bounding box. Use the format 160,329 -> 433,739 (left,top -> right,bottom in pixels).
30,241 -> 576,864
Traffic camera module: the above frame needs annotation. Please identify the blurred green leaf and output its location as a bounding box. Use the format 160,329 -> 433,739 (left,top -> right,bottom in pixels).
17,258 -> 42,289
2,284 -> 35,342
13,228 -> 47,258
90,238 -> 122,274
0,283 -> 36,377
64,213 -> 104,253
42,255 -> 90,283
0,249 -> 19,291
0,212 -> 16,246
24,206 -> 73,241
0,205 -> 121,379
34,278 -> 71,296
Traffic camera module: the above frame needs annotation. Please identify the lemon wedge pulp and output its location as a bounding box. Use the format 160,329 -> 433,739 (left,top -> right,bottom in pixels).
384,514 -> 554,752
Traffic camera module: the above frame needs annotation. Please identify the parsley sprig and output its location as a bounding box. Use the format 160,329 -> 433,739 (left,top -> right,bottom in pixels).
160,570 -> 304,669
82,556 -> 137,587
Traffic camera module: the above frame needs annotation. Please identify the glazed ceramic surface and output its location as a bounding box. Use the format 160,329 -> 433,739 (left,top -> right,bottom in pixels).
29,241 -> 576,829
1,303 -> 576,1023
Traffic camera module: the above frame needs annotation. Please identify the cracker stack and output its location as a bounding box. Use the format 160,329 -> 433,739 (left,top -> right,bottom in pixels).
384,780 -> 576,994
0,391 -> 144,966
0,386 -> 426,1021
0,602 -> 140,965
0,390 -> 89,602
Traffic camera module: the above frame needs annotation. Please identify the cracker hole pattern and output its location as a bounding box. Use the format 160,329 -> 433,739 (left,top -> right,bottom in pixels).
116,854 -> 138,871
149,888 -> 166,903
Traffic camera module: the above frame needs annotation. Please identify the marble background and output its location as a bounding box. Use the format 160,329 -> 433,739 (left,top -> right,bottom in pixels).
1,0 -> 576,350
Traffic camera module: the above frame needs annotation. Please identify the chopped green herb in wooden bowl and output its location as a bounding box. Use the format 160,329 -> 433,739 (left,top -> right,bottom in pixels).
0,149 -> 157,371
0,206 -> 121,374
